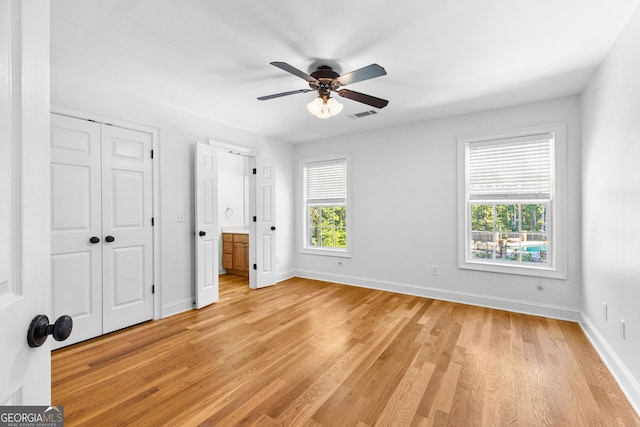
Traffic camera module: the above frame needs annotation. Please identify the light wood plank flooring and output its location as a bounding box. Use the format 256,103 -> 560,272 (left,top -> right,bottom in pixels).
52,275 -> 640,426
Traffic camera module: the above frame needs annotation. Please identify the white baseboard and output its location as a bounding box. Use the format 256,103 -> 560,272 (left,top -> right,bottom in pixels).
276,269 -> 296,284
161,298 -> 193,318
579,312 -> 640,417
294,269 -> 581,321
163,272 -> 293,318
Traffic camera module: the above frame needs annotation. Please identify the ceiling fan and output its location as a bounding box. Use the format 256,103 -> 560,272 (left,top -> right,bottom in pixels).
257,62 -> 389,118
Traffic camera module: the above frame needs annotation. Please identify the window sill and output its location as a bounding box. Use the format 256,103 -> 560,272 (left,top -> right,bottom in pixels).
459,260 -> 566,279
300,247 -> 351,258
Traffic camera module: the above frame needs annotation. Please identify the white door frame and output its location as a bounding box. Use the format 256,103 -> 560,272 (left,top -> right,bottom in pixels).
51,105 -> 162,320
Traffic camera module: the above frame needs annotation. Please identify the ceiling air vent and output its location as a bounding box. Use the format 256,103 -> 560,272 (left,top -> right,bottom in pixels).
352,110 -> 378,119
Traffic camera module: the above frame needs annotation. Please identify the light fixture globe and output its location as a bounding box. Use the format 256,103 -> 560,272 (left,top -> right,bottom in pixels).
307,97 -> 324,116
307,96 -> 343,119
326,97 -> 343,116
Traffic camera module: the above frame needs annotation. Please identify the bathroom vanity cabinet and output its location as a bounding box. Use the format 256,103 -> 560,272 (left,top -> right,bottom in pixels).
222,232 -> 249,276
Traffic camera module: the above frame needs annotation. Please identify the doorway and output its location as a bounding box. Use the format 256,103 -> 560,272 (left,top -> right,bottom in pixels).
218,150 -> 250,278
194,141 -> 277,309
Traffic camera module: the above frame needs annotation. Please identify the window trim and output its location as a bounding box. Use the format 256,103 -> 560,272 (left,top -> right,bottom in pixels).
299,154 -> 352,258
457,123 -> 567,279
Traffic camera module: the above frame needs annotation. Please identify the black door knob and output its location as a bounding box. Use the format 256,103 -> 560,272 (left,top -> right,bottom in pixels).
27,314 -> 73,348
89,236 -> 100,244
199,231 -> 206,236
105,235 -> 115,242
271,226 -> 276,231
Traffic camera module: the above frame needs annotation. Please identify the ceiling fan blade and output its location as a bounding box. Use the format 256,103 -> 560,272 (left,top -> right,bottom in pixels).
257,89 -> 314,101
338,89 -> 389,109
270,62 -> 318,82
336,64 -> 387,86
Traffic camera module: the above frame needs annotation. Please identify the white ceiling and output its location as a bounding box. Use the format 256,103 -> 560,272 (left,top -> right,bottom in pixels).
51,0 -> 639,144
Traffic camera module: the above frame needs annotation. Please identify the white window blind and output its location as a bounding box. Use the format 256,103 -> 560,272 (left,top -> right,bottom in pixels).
305,159 -> 347,204
467,133 -> 553,200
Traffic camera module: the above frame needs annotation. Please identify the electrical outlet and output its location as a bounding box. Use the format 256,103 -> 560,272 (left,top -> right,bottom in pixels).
431,265 -> 439,276
620,319 -> 626,339
603,302 -> 608,321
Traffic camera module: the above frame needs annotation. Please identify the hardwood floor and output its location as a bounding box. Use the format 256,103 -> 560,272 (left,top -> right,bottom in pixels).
52,275 -> 640,426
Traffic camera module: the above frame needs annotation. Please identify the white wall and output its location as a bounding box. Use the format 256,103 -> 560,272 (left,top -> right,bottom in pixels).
50,78 -> 296,318
295,96 -> 583,319
581,5 -> 640,411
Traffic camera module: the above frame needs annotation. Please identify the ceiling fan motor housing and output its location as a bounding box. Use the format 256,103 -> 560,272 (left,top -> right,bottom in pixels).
309,66 -> 341,98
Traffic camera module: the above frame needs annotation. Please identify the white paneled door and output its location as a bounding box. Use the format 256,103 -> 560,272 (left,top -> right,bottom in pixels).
50,114 -> 154,347
195,143 -> 219,309
0,0 -> 51,405
101,124 -> 154,333
251,157 -> 277,289
50,115 -> 103,345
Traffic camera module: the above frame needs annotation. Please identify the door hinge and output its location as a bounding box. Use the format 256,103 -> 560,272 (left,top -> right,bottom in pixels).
253,264 -> 257,270
152,284 -> 155,294
253,216 -> 257,222
151,217 -> 155,226
252,168 -> 257,175
151,149 -> 154,159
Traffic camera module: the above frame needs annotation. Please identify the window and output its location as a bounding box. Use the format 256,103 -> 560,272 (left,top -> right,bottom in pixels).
301,155 -> 351,256
458,124 -> 566,278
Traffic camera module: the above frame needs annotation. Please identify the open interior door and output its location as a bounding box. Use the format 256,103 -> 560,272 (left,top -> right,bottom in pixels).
194,143 -> 219,308
0,0 -> 53,405
250,157 -> 277,289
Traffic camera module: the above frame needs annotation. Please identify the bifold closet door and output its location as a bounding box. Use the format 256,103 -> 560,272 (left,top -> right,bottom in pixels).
50,114 -> 103,346
50,114 -> 154,347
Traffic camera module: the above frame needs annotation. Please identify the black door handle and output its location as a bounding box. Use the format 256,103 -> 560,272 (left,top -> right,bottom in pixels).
105,235 -> 115,243
199,231 -> 206,236
271,226 -> 276,231
27,314 -> 73,348
89,236 -> 100,244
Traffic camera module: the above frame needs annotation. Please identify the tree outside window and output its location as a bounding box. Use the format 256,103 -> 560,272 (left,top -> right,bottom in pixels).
302,156 -> 350,255
308,206 -> 346,248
